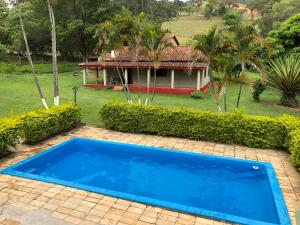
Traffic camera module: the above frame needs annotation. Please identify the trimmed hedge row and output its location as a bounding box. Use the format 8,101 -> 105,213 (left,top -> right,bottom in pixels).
20,104 -> 81,144
0,103 -> 81,154
100,101 -> 300,170
0,118 -> 22,153
290,130 -> 300,170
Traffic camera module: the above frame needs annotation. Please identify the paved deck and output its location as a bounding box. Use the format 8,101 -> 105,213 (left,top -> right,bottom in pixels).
0,126 -> 299,225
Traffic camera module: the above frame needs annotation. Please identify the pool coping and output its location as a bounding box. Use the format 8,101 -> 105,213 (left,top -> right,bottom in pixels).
0,137 -> 292,225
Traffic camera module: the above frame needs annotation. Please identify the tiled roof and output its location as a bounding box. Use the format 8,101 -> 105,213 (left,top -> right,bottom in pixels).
79,60 -> 207,70
105,46 -> 206,62
80,34 -> 207,70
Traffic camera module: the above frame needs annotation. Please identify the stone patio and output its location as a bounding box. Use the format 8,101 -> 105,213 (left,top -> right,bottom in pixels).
0,126 -> 299,225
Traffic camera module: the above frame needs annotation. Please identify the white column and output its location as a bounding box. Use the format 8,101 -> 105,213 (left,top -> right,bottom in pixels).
125,69 -> 128,88
197,70 -> 201,90
171,70 -> 175,89
83,68 -> 86,85
147,69 -> 151,88
103,69 -> 107,86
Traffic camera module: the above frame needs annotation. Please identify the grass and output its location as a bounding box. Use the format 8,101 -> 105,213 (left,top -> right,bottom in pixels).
162,15 -> 223,44
0,62 -> 299,128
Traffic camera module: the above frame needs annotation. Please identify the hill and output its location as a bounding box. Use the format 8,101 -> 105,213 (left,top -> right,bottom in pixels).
162,15 -> 222,44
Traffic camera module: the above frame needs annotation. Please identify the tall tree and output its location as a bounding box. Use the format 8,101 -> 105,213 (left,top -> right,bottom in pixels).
268,13 -> 300,56
193,26 -> 225,111
47,0 -> 59,106
229,24 -> 264,108
140,23 -> 171,105
16,0 -> 48,109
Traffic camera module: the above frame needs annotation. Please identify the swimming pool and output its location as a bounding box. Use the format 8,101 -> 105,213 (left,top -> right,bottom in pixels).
1,138 -> 291,225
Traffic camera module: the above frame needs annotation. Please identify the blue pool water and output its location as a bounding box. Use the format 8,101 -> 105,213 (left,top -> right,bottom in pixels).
1,138 -> 290,225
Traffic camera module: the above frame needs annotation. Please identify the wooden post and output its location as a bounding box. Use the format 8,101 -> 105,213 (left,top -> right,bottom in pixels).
83,67 -> 86,85
197,70 -> 201,90
171,70 -> 175,89
103,69 -> 107,86
147,69 -> 151,88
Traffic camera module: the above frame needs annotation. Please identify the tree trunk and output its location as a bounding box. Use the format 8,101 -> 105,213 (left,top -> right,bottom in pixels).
236,83 -> 243,108
207,65 -> 221,112
281,93 -> 299,108
223,85 -> 227,112
47,0 -> 59,106
149,68 -> 157,105
236,64 -> 245,109
17,1 -> 48,109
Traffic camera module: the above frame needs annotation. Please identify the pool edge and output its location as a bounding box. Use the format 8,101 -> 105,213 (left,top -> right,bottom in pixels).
0,137 -> 292,225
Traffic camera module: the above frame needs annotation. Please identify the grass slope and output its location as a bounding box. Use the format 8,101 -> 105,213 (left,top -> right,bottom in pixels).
162,15 -> 222,44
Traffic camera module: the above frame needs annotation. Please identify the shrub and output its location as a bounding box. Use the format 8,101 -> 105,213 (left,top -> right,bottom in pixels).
290,129 -> 300,171
100,102 -> 286,149
190,91 -> 203,99
277,114 -> 300,148
252,79 -> 266,102
21,103 -> 81,144
0,118 -> 22,155
262,55 -> 300,107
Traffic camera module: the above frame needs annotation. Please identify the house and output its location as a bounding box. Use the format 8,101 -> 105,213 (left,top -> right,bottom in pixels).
79,35 -> 210,95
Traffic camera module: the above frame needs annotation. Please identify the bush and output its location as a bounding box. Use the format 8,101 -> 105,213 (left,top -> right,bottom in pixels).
190,91 -> 203,99
252,79 -> 266,102
0,118 -> 22,155
100,102 -> 286,149
21,103 -> 81,144
290,129 -> 300,171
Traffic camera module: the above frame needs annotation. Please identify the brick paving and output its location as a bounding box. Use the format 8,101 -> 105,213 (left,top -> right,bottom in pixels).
0,126 -> 299,225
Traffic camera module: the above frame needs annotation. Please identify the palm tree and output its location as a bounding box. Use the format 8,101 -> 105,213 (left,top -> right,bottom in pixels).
128,12 -> 147,104
140,24 -> 172,105
262,55 -> 300,108
193,26 -> 225,111
17,0 -> 48,109
214,53 -> 242,112
229,24 -> 265,108
95,20 -> 132,103
47,0 -> 59,106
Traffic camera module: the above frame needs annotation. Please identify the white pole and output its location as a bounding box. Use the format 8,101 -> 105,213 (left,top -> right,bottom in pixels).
147,69 -> 151,88
125,69 -> 128,89
103,69 -> 107,86
83,68 -> 86,85
171,70 -> 175,89
197,70 -> 201,90
206,66 -> 209,78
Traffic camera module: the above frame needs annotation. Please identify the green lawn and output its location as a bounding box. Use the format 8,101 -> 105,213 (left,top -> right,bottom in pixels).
162,15 -> 223,44
0,62 -> 299,127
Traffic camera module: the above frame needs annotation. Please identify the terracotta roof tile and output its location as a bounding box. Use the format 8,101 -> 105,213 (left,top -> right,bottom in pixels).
105,46 -> 206,63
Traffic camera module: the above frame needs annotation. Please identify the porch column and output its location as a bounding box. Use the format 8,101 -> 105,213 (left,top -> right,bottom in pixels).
82,67 -> 87,85
171,70 -> 175,89
147,69 -> 151,88
103,69 -> 107,86
206,66 -> 209,78
197,70 -> 201,90
125,69 -> 128,88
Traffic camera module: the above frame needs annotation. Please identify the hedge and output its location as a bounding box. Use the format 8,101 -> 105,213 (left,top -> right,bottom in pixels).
20,103 -> 81,144
0,103 -> 81,154
100,102 -> 287,149
290,129 -> 300,171
0,118 -> 22,154
100,101 -> 300,168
